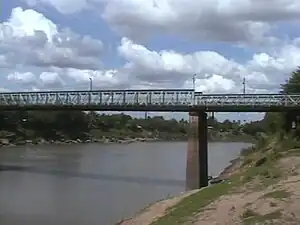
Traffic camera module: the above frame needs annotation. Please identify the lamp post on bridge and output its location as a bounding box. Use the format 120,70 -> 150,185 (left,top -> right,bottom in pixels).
88,77 -> 93,141
192,74 -> 196,106
243,77 -> 246,95
193,74 -> 196,91
89,77 -> 93,91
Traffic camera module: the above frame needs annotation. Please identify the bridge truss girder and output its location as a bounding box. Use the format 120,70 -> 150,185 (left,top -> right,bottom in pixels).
0,90 -> 300,112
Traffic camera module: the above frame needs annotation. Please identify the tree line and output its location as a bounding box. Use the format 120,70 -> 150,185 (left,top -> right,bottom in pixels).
0,109 -> 261,144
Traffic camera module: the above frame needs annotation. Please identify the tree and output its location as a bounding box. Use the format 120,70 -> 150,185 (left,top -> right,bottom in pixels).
263,67 -> 300,134
281,67 -> 300,94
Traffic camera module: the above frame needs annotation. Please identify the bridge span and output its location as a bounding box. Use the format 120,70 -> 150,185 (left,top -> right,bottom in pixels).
1,88 -> 299,189
0,89 -> 300,112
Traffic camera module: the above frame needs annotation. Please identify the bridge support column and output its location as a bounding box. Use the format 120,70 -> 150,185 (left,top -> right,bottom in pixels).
186,111 -> 208,190
284,111 -> 298,132
198,111 -> 209,188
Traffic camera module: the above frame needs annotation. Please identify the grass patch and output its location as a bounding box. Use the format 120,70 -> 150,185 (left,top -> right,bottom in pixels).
242,210 -> 282,225
151,181 -> 234,225
242,209 -> 259,218
151,171 -> 248,225
240,163 -> 282,189
286,148 -> 300,156
262,190 -> 291,199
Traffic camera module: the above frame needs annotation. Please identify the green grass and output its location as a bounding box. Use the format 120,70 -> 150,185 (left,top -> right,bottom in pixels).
242,209 -> 260,219
262,190 -> 291,199
286,148 -> 300,156
151,156 -> 283,225
242,210 -> 282,225
237,156 -> 283,191
151,181 -> 234,225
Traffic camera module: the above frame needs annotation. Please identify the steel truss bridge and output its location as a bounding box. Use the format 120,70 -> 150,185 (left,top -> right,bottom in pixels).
0,89 -> 300,112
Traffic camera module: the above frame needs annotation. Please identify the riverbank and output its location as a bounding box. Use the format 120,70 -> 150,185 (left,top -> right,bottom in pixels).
117,134 -> 300,225
0,132 -> 253,148
0,136 -> 165,148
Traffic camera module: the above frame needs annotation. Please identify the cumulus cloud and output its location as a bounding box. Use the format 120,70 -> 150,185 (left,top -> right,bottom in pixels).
102,0 -> 300,45
115,37 -> 300,93
22,0 -> 92,14
64,68 -> 128,89
2,4 -> 300,97
22,0 -> 300,45
7,71 -> 64,89
7,72 -> 37,86
11,1 -> 300,94
6,33 -> 300,93
0,7 -> 103,70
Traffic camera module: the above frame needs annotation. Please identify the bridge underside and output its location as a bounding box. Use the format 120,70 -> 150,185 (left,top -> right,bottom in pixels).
0,105 -> 300,112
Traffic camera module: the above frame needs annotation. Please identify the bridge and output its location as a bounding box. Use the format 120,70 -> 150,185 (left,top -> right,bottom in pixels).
1,89 -> 300,190
0,89 -> 300,112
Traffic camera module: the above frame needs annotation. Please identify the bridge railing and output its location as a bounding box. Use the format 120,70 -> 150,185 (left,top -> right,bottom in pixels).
0,90 -> 300,108
0,90 -> 195,106
195,94 -> 300,106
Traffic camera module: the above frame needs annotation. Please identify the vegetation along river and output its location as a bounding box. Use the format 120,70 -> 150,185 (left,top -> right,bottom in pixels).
0,141 -> 251,225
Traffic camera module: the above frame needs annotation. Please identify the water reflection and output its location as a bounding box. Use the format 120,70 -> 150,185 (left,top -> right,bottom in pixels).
0,164 -> 185,186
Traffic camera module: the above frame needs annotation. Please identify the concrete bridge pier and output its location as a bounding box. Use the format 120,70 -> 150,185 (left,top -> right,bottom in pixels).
186,111 -> 208,190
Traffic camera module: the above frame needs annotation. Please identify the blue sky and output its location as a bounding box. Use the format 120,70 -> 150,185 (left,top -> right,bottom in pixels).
1,0 -> 300,121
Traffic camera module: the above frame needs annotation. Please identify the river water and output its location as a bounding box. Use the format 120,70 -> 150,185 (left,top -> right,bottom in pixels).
0,142 -> 251,225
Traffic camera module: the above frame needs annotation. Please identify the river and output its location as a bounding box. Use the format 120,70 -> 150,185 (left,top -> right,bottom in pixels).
0,141 -> 251,225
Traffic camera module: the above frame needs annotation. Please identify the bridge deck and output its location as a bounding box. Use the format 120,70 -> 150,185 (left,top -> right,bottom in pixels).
0,89 -> 300,112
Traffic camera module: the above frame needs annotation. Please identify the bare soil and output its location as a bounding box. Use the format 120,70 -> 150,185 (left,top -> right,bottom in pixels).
190,156 -> 300,225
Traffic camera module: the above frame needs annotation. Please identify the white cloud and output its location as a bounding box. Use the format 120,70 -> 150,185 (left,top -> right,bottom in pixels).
65,68 -> 126,88
22,0 -> 92,14
7,72 -> 37,86
115,37 -> 300,93
5,33 -> 300,94
10,2 -> 299,94
7,71 -> 64,89
20,0 -> 300,44
39,72 -> 64,87
195,75 -> 236,93
0,7 -> 103,70
101,0 -> 299,45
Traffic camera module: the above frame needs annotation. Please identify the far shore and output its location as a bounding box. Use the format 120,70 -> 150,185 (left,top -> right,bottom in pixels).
0,136 -> 170,148
0,135 -> 254,148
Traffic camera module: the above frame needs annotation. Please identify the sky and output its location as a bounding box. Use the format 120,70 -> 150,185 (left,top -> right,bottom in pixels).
0,0 -> 300,121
